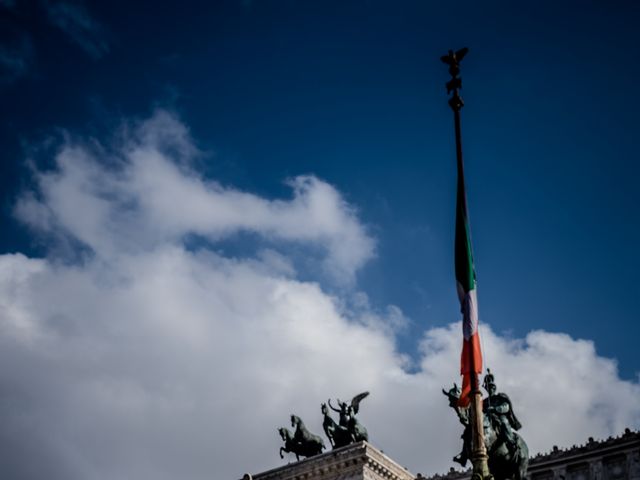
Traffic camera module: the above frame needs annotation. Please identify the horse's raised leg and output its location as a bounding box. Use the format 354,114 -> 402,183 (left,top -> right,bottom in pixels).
279,447 -> 285,459
324,426 -> 334,448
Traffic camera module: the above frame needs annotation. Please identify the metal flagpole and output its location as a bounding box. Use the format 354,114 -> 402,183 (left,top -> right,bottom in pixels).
440,47 -> 492,480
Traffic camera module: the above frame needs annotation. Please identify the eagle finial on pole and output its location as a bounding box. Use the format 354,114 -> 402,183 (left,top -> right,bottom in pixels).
441,47 -> 468,111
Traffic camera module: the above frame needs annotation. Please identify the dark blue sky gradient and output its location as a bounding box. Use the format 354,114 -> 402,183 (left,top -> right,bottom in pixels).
1,0 -> 639,378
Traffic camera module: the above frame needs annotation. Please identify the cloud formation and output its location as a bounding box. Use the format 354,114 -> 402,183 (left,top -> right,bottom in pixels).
15,110 -> 374,283
1,111 -> 638,480
45,1 -> 109,59
0,33 -> 33,84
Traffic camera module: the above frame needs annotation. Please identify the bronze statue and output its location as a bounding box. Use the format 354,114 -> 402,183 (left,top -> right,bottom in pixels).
321,402 -> 352,448
278,427 -> 300,460
483,370 -> 522,456
328,391 -> 369,444
278,392 -> 370,462
443,372 -> 528,480
278,415 -> 325,461
443,383 -> 472,466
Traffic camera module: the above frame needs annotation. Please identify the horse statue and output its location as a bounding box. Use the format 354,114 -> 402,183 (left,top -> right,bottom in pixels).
278,427 -> 301,460
321,402 -> 352,448
346,404 -> 368,442
280,415 -> 324,460
327,391 -> 369,443
443,377 -> 528,480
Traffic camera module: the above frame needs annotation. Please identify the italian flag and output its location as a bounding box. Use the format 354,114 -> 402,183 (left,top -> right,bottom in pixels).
455,153 -> 482,408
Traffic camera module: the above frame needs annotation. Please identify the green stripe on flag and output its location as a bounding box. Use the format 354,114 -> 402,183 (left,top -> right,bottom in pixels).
455,160 -> 476,294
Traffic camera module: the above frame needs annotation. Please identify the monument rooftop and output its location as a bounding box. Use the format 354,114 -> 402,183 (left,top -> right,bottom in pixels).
243,441 -> 415,480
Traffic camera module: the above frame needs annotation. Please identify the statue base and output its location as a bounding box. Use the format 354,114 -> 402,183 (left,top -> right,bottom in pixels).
241,441 -> 415,480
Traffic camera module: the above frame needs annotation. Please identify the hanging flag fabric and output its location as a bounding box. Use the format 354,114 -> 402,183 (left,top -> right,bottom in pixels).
455,154 -> 483,408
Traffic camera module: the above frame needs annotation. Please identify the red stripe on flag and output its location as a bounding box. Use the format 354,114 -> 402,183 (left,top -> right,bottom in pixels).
458,332 -> 482,407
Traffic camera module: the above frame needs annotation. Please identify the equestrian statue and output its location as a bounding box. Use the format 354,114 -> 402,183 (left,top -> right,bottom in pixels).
443,371 -> 528,480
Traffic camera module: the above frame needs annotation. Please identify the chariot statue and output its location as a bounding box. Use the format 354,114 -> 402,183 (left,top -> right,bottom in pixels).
321,391 -> 369,448
277,391 -> 370,463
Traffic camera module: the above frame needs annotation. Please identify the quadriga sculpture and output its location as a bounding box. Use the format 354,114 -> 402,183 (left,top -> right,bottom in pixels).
327,391 -> 369,444
277,391 -> 370,462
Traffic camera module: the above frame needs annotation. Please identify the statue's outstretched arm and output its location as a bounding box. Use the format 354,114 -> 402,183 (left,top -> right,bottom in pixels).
328,399 -> 341,413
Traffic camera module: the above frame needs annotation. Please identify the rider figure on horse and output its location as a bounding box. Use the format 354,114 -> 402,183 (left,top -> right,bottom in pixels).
445,371 -> 529,480
482,369 -> 522,456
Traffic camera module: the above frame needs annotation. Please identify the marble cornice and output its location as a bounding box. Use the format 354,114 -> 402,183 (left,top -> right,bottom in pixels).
248,442 -> 415,480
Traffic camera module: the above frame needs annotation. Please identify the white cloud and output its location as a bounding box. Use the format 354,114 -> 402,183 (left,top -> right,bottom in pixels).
1,111 -> 638,480
15,110 -> 374,284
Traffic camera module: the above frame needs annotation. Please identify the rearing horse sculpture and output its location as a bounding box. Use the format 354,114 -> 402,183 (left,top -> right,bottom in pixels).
290,415 -> 325,458
321,403 -> 352,448
278,427 -> 299,460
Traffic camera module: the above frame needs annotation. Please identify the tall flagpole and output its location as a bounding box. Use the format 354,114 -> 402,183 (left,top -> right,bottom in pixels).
441,48 -> 492,480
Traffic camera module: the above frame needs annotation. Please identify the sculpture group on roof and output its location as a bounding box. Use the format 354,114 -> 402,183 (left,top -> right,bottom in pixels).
277,372 -> 530,480
278,391 -> 369,462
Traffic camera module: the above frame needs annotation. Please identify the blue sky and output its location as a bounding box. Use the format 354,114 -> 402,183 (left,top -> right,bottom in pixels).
1,1 -> 639,479
3,0 -> 638,377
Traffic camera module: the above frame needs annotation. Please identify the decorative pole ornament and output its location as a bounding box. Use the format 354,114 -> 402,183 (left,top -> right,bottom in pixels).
440,47 -> 468,111
440,47 -> 492,480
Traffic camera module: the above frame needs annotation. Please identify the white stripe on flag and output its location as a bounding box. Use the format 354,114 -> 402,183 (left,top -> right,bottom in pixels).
460,287 -> 478,341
